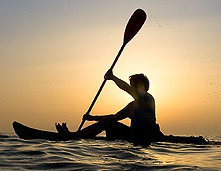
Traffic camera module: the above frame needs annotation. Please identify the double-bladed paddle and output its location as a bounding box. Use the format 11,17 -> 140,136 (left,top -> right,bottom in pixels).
77,9 -> 147,131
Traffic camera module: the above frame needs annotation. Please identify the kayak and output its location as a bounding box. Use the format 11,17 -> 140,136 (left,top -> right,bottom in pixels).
12,121 -> 211,145
13,121 -> 64,141
12,121 -> 106,141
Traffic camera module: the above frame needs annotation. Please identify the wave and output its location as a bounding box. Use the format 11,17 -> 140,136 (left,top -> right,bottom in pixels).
0,134 -> 220,170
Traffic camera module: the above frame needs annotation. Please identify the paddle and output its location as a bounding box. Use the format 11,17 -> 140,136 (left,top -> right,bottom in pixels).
77,9 -> 147,132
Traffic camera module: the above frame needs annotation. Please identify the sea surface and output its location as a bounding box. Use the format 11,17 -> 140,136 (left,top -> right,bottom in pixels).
0,134 -> 220,170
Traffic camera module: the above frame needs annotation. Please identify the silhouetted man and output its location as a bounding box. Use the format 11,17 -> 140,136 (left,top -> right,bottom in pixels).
56,70 -> 164,147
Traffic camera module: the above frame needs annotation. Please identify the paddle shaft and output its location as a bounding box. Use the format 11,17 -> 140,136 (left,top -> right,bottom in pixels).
77,43 -> 126,131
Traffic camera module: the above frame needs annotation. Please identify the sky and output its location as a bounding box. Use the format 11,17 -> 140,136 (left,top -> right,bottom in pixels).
0,0 -> 221,136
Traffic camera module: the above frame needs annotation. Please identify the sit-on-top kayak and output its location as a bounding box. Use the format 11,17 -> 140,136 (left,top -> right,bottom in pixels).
12,121 -> 107,141
13,121 -> 64,141
13,121 -> 213,145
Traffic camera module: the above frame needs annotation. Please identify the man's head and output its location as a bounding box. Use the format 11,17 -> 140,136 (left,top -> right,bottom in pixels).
129,74 -> 149,92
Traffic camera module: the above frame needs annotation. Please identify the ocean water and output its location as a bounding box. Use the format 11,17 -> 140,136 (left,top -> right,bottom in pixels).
0,134 -> 220,170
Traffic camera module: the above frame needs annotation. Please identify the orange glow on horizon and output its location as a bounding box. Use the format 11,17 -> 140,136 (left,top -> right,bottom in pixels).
1,1 -> 221,136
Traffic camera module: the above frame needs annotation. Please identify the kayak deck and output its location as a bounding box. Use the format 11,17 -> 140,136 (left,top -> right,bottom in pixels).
13,121 -> 106,141
13,121 -> 211,145
13,121 -> 62,141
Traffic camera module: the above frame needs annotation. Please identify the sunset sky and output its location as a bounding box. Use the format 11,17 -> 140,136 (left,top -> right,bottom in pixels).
1,1 -> 221,136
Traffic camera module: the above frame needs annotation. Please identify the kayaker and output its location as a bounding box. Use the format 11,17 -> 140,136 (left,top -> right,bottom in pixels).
56,70 -> 164,146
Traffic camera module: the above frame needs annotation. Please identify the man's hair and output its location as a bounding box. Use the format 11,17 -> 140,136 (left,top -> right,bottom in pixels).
129,74 -> 149,91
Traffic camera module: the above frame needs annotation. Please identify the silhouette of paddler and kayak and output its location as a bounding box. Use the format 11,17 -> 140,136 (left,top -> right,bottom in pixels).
12,9 -> 220,146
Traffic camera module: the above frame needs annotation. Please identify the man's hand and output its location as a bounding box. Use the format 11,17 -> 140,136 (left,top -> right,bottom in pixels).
83,114 -> 94,121
104,69 -> 114,80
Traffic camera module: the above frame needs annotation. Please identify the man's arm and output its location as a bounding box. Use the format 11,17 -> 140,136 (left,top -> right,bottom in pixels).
112,76 -> 136,98
84,101 -> 134,122
105,70 -> 137,99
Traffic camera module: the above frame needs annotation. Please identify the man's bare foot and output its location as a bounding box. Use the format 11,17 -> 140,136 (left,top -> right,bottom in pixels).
55,122 -> 70,134
55,122 -> 78,140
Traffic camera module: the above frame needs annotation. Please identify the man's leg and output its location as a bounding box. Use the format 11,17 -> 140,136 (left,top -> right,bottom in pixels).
76,117 -> 114,139
56,119 -> 131,140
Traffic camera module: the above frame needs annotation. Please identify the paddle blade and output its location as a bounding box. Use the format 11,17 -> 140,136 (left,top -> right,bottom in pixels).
123,9 -> 147,45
